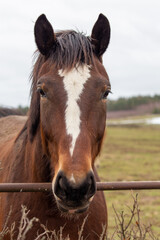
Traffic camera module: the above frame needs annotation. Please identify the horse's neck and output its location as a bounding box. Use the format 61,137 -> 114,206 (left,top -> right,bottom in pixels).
24,129 -> 52,183
8,126 -> 51,183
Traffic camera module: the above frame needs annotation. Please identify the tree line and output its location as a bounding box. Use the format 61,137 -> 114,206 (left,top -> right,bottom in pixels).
107,94 -> 160,111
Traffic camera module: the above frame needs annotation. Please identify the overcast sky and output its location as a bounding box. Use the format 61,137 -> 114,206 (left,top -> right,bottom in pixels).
0,0 -> 160,107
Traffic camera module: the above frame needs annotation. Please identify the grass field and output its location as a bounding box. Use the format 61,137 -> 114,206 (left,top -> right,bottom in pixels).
97,122 -> 160,235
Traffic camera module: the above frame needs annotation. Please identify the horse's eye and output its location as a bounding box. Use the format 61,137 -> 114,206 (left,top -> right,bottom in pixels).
37,88 -> 46,98
102,90 -> 111,100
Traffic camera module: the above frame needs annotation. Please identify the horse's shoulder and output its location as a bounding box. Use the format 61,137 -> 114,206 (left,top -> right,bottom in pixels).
0,115 -> 27,144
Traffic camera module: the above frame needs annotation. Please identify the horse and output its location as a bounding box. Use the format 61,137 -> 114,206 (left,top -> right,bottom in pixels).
0,13 -> 111,239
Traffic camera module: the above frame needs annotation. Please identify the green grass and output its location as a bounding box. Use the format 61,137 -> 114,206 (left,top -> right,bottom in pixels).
97,124 -> 160,234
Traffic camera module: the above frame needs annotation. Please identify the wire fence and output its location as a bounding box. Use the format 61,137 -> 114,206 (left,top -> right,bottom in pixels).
0,181 -> 160,192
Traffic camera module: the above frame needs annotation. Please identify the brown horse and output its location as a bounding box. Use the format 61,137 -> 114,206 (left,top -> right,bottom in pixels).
0,13 -> 111,239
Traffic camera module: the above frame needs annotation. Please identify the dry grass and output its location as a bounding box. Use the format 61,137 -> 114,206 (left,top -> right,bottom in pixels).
0,194 -> 159,240
0,206 -> 90,240
107,193 -> 160,240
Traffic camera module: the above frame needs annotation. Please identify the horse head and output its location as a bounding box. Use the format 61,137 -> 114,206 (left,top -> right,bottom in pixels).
28,14 -> 111,215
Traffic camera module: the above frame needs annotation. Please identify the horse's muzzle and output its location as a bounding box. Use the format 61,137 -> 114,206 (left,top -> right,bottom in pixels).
53,171 -> 96,214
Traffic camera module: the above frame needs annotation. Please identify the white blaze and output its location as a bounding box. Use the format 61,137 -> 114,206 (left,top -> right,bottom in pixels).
59,65 -> 90,156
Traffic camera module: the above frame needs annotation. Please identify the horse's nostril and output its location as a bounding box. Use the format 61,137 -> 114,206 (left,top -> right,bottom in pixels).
88,176 -> 92,185
85,173 -> 96,200
59,177 -> 63,189
54,172 -> 67,201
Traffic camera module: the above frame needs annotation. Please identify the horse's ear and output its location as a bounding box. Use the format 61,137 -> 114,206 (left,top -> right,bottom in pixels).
91,13 -> 110,58
34,14 -> 56,56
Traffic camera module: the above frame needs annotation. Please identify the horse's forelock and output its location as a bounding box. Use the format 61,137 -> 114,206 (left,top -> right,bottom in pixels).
53,31 -> 94,70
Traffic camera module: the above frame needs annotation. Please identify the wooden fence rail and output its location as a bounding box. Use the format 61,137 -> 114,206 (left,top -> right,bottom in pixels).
0,181 -> 160,192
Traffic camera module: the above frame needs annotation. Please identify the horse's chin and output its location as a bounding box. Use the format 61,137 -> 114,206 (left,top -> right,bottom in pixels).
56,200 -> 90,217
